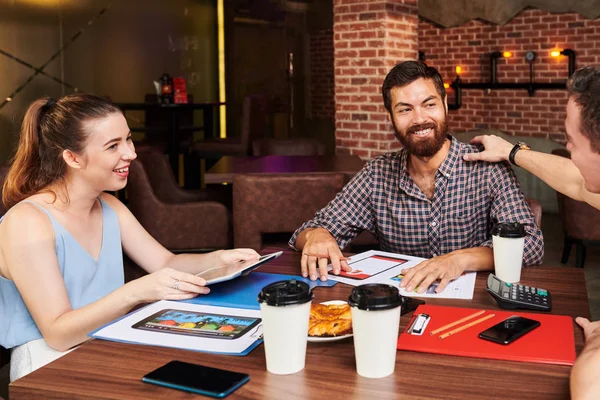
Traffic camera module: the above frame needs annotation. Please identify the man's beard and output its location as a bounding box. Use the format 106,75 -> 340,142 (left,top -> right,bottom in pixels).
393,119 -> 448,158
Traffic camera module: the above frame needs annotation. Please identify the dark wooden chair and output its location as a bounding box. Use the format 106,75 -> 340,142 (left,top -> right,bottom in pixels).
134,94 -> 196,153
191,94 -> 268,158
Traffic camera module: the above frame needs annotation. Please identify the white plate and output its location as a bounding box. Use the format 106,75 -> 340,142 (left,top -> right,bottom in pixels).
307,300 -> 353,342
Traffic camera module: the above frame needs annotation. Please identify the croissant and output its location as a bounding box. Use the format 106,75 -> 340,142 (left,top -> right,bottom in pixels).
308,303 -> 353,337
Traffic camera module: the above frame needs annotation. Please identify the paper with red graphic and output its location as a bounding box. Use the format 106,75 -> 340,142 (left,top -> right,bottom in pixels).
328,250 -> 476,299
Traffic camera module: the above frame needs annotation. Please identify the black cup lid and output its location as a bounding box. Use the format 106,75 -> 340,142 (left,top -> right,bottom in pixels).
348,284 -> 402,311
492,222 -> 526,238
257,280 -> 313,306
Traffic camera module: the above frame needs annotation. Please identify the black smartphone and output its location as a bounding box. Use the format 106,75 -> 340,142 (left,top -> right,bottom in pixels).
142,360 -> 250,398
478,316 -> 540,345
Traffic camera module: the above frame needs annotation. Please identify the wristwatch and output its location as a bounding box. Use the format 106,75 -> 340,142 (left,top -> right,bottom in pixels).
508,141 -> 531,166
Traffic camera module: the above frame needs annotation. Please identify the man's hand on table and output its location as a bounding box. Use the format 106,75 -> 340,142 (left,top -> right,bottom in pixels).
300,228 -> 351,281
399,252 -> 466,294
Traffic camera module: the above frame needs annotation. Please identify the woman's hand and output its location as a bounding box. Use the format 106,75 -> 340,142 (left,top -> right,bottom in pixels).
218,248 -> 260,266
129,267 -> 210,303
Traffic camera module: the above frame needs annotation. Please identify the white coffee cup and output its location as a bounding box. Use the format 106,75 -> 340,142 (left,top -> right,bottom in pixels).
258,280 -> 313,375
492,222 -> 526,283
348,284 -> 402,378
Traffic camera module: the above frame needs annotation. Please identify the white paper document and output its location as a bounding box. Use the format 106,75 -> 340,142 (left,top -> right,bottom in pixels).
92,300 -> 263,354
327,250 -> 476,300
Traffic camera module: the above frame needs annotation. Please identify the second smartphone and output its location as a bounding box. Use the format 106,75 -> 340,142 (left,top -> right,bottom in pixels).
478,316 -> 540,345
142,360 -> 250,398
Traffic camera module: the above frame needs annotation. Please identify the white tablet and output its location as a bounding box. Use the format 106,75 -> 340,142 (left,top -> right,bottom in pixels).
196,251 -> 283,285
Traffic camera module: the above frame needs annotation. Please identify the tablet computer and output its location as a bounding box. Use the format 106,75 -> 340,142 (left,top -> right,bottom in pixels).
133,309 -> 261,340
197,251 -> 283,285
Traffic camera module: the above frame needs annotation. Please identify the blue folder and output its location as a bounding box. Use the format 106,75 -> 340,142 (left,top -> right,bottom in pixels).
181,272 -> 337,310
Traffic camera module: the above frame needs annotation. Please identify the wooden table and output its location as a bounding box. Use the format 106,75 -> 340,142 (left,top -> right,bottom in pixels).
204,155 -> 365,184
10,247 -> 589,399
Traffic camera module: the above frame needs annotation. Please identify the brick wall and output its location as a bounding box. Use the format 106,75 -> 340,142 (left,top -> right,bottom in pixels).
419,9 -> 600,143
333,0 -> 419,159
309,28 -> 335,120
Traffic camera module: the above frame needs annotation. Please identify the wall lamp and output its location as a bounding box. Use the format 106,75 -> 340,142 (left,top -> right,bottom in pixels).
446,49 -> 576,110
550,48 -> 576,77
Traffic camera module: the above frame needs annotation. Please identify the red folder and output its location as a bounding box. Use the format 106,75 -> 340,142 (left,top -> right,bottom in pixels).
397,305 -> 576,366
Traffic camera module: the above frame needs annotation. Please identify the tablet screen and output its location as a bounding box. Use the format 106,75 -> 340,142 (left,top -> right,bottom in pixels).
197,251 -> 282,285
132,309 -> 261,340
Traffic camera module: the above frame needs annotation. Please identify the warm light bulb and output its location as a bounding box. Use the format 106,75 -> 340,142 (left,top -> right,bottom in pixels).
444,83 -> 450,89
455,66 -> 462,75
550,50 -> 561,58
502,51 -> 512,58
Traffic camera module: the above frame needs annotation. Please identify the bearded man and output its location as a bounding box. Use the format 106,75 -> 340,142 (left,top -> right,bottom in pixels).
289,61 -> 543,291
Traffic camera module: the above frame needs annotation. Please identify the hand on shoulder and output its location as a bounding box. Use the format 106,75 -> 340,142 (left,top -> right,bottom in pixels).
462,135 -> 513,163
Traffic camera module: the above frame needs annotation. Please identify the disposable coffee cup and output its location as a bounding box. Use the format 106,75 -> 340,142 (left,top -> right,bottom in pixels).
492,222 -> 526,283
348,283 -> 402,378
258,279 -> 313,374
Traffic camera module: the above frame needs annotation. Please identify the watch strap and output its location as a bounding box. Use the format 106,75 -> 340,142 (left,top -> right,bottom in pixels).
509,142 -> 529,166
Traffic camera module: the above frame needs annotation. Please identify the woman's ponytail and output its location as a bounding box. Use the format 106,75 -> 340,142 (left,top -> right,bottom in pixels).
2,98 -> 49,209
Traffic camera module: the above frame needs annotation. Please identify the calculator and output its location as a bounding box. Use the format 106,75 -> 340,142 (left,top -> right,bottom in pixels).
486,274 -> 552,311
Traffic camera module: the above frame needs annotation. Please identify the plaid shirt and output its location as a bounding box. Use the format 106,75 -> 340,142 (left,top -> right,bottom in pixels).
289,136 -> 544,266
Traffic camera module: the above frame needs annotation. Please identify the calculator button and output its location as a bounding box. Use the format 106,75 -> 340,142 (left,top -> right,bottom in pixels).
505,282 -> 512,287
537,289 -> 548,296
503,293 -> 509,298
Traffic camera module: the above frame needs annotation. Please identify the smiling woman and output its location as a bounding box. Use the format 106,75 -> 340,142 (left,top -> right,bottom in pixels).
0,93 -> 259,382
2,95 -> 125,208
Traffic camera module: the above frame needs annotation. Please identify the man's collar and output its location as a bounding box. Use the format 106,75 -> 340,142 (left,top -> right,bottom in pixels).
437,135 -> 460,178
398,134 -> 460,185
